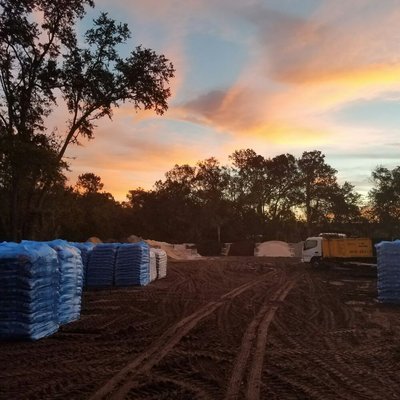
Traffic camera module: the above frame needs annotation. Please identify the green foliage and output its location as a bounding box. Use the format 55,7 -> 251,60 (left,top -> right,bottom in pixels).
0,0 -> 174,240
369,166 -> 400,239
60,12 -> 174,156
0,146 -> 393,242
122,150 -> 366,243
297,150 -> 338,231
75,173 -> 104,194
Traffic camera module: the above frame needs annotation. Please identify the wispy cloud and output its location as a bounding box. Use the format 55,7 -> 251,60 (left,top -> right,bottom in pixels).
59,0 -> 400,200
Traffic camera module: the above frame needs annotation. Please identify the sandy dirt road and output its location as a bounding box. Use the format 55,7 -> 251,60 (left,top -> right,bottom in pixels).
1,257 -> 400,399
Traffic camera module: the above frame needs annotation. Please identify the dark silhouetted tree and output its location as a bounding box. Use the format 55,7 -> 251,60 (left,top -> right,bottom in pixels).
228,149 -> 267,238
75,173 -> 104,194
297,150 -> 338,234
194,157 -> 232,242
229,149 -> 267,216
328,181 -> 361,225
0,0 -> 174,240
369,165 -> 400,239
263,153 -> 301,240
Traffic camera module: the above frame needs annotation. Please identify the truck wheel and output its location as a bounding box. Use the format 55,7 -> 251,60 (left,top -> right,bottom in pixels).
310,257 -> 321,268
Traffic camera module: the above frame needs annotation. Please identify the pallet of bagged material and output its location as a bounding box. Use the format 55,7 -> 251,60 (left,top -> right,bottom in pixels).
46,240 -> 84,325
69,242 -> 95,287
86,243 -> 119,287
152,248 -> 167,279
376,241 -> 400,304
149,249 -> 157,282
115,242 -> 150,287
0,242 -> 60,340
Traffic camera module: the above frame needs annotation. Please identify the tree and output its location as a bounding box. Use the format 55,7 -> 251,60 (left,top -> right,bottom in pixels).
297,150 -> 338,234
369,165 -> 400,239
229,150 -> 303,240
0,133 -> 67,239
229,149 -> 267,216
228,149 -> 267,238
263,153 -> 301,240
125,165 -> 200,243
194,157 -> 232,242
156,164 -> 200,241
75,172 -> 104,194
264,154 -> 300,221
328,181 -> 361,225
0,0 -> 174,240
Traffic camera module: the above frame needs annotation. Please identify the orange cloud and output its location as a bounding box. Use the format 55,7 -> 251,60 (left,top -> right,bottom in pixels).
175,60 -> 400,148
64,116 -> 224,200
58,0 -> 400,201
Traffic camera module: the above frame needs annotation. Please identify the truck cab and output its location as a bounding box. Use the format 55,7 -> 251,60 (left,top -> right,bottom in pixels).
302,237 -> 323,265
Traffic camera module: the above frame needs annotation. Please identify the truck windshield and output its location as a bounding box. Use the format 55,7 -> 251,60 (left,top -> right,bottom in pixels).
304,240 -> 318,250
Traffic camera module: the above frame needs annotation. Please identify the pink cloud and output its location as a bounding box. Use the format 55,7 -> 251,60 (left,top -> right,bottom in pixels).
248,2 -> 400,84
45,0 -> 400,201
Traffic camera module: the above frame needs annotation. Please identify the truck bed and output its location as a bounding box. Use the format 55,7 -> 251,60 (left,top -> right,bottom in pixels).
322,238 -> 373,258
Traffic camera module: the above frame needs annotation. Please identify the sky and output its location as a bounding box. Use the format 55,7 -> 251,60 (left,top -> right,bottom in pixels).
61,0 -> 400,201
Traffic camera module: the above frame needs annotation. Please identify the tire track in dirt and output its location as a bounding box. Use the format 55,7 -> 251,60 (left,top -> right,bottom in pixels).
225,271 -> 298,400
216,271 -> 279,347
305,352 -> 384,400
89,272 -> 274,400
267,324 -> 392,399
246,279 -> 297,400
267,368 -> 336,400
259,268 -> 396,400
124,375 -> 213,400
334,352 -> 400,399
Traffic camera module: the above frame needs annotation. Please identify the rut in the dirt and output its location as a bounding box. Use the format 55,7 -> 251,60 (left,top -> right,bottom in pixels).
224,270 -> 299,400
90,269 -> 277,400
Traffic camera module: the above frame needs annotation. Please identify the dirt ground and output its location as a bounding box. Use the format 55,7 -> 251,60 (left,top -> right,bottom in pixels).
1,257 -> 400,400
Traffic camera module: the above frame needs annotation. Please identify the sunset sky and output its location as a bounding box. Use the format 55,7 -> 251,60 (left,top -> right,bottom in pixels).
62,0 -> 400,201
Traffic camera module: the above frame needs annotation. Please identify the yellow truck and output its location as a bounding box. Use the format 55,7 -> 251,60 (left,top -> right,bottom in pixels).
302,234 -> 375,268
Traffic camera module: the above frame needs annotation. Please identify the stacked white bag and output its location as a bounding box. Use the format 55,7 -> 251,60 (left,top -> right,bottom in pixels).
149,249 -> 157,282
152,248 -> 167,279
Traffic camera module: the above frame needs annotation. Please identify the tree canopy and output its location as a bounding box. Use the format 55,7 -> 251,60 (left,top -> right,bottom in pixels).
369,166 -> 400,239
0,144 -> 396,243
0,0 -> 175,240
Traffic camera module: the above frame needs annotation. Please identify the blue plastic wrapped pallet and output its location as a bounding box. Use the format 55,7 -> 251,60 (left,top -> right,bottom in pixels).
376,240 -> 400,304
45,240 -> 84,324
115,242 -> 150,286
0,242 -> 60,340
86,243 -> 119,287
69,242 -> 95,287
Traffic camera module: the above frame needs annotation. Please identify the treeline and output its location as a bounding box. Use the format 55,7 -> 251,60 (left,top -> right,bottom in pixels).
1,149 -> 399,243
